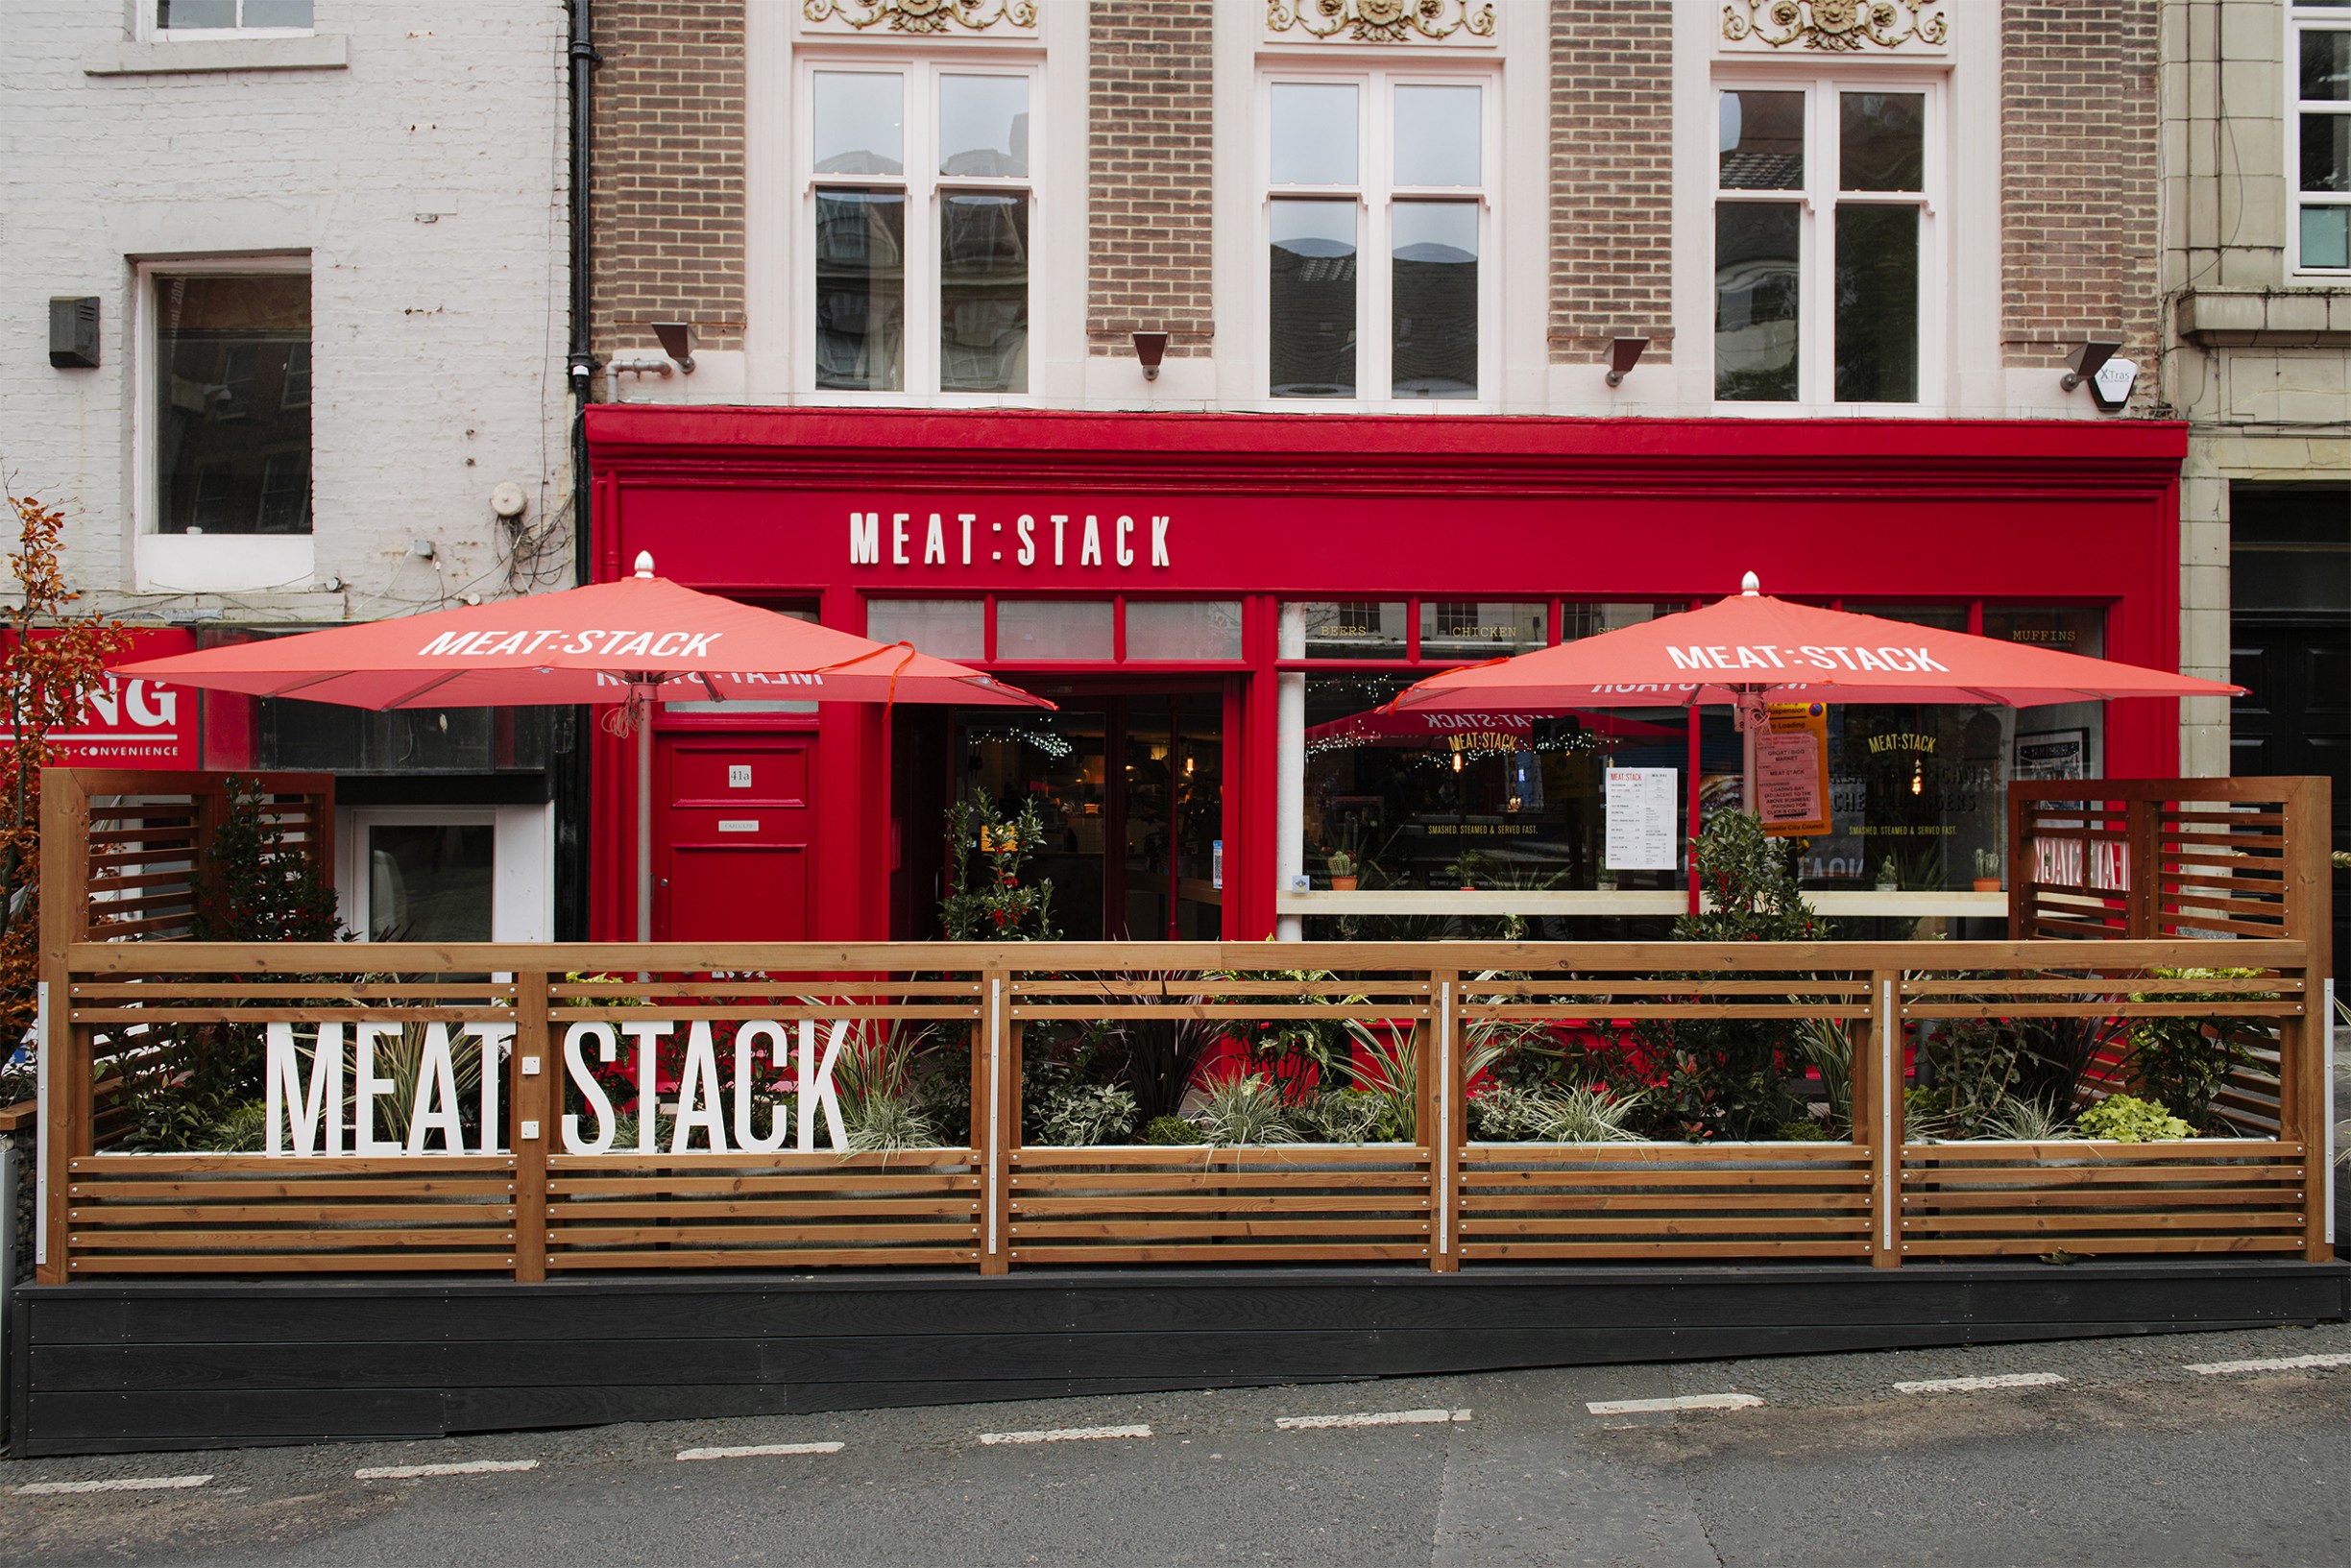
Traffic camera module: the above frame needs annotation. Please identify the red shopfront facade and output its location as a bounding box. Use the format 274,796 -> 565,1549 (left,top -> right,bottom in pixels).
583,407 -> 2187,945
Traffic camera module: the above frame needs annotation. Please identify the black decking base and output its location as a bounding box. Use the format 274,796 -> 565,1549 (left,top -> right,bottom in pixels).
12,1260 -> 2349,1456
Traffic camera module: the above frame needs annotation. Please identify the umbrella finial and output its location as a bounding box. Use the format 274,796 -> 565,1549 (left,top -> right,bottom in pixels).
1741,570 -> 1760,596
633,551 -> 656,580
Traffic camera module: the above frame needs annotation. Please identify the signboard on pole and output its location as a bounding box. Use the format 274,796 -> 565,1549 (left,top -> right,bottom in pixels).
1756,701 -> 1829,837
1605,766 -> 1679,871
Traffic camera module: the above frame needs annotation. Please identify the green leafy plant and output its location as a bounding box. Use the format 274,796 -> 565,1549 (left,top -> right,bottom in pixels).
1059,972 -> 1221,1125
1035,1082 -> 1139,1147
845,1097 -> 937,1151
1289,1088 -> 1397,1144
1208,957 -> 1367,1098
1919,1018 -> 2030,1140
1982,1098 -> 2080,1142
2124,967 -> 2275,1133
1791,1015 -> 1854,1132
1636,812 -> 1830,1140
1466,1085 -> 1555,1142
194,778 -> 344,945
1191,1075 -> 1299,1146
1142,1113 -> 1206,1146
1774,1119 -> 1834,1143
940,788 -> 1055,940
2077,1093 -> 2193,1143
1338,1019 -> 1509,1145
204,1099 -> 271,1152
1466,1083 -> 1647,1144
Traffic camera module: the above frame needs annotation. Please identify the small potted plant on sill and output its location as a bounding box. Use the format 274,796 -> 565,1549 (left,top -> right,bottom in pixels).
1972,847 -> 2001,893
1326,850 -> 1357,892
1874,856 -> 1900,893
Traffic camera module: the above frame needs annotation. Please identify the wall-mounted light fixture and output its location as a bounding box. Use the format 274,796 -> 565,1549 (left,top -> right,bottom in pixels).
651,320 -> 696,374
2059,338 -> 2121,393
1131,330 -> 1169,381
1604,335 -> 1649,388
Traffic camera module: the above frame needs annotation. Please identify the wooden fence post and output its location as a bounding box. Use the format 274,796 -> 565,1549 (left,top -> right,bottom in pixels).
2125,794 -> 2160,940
36,770 -> 91,1287
1427,969 -> 1458,1274
511,970 -> 552,1283
976,968 -> 1010,1276
2285,777 -> 2334,1262
1871,969 -> 1903,1268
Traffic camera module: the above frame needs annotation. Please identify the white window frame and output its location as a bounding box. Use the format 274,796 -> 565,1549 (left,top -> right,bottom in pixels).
1710,73 -> 1945,412
794,54 -> 1041,401
146,1 -> 317,40
1258,66 -> 1499,408
2291,4 -> 2351,277
133,253 -> 316,594
336,805 -> 555,945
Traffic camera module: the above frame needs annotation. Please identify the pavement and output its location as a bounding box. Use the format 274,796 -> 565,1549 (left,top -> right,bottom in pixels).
3,1317 -> 2347,1567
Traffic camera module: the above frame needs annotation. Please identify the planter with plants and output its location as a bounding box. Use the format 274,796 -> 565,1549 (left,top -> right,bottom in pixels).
1325,851 -> 1357,892
1972,847 -> 2001,893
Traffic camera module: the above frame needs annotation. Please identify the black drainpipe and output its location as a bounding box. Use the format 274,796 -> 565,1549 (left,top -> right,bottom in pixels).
554,0 -> 600,941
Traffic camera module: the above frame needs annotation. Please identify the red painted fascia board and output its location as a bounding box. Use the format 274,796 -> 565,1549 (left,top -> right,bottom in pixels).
586,405 -> 2188,484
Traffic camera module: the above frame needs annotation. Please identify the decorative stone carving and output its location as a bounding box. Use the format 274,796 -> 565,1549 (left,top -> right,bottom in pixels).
1266,1 -> 1496,45
803,0 -> 1037,36
1721,1 -> 1947,52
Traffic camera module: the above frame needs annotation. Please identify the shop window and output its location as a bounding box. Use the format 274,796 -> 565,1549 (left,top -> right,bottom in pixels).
1561,602 -> 1682,639
1715,83 -> 1934,404
1846,603 -> 1968,631
1266,73 -> 1491,401
2297,4 -> 2351,272
807,63 -> 1034,395
1126,600 -> 1243,662
260,701 -> 556,774
1418,601 -> 1545,660
1282,601 -> 1409,660
1298,672 -> 1685,905
363,822 -> 495,943
866,598 -> 984,660
1787,607 -> 2105,892
154,1 -> 312,33
151,267 -> 311,534
998,599 -> 1113,661
2229,484 -> 2351,613
1805,703 -> 2009,891
337,805 -> 554,945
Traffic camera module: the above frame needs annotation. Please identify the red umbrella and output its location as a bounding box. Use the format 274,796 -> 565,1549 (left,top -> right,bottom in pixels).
1388,575 -> 2242,713
1388,574 -> 2242,913
114,553 -> 1050,939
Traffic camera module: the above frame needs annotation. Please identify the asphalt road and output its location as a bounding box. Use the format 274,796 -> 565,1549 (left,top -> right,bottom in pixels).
3,1317 -> 2347,1568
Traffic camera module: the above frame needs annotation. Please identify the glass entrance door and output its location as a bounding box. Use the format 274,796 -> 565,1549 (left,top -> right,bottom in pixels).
954,690 -> 1224,940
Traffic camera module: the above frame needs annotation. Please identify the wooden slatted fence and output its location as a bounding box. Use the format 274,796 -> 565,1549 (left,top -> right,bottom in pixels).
32,937 -> 2321,1280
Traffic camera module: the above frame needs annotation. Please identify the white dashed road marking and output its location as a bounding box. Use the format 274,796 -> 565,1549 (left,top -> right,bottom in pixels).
676,1442 -> 844,1461
1275,1408 -> 1472,1430
1894,1373 -> 2069,1394
15,1475 -> 211,1495
2183,1353 -> 2351,1376
1586,1394 -> 1763,1415
977,1423 -> 1151,1446
354,1459 -> 541,1480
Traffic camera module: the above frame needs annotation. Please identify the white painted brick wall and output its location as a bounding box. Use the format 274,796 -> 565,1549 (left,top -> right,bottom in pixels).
0,2 -> 572,621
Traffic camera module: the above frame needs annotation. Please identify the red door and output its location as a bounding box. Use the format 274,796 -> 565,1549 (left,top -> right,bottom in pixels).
655,733 -> 817,941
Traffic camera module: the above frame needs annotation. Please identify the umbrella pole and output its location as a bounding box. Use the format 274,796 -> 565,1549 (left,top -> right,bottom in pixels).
637,696 -> 654,946
1686,703 -> 1701,917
